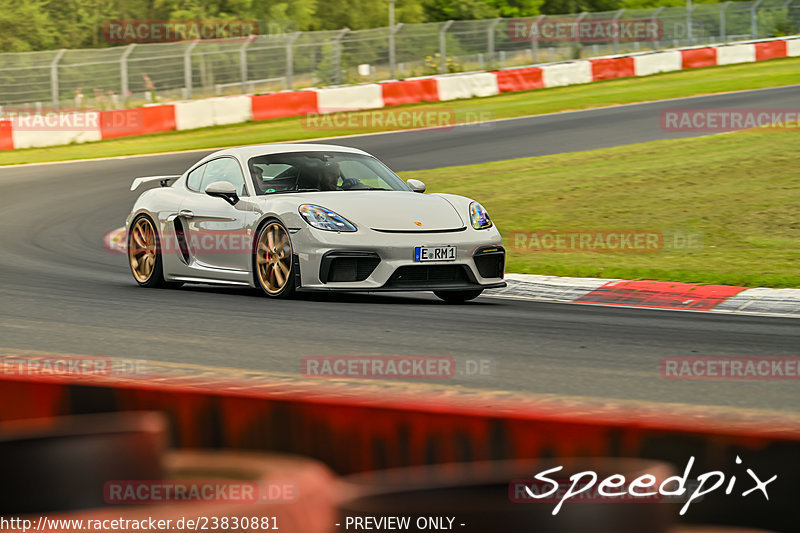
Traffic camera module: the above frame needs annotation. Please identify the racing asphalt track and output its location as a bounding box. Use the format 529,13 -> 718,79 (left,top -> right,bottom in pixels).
1,86 -> 798,414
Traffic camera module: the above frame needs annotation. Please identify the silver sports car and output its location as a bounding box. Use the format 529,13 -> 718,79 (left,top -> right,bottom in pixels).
126,143 -> 505,302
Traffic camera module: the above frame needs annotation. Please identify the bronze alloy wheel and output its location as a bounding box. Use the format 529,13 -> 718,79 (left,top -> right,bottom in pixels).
127,214 -> 179,288
129,216 -> 158,283
255,221 -> 295,296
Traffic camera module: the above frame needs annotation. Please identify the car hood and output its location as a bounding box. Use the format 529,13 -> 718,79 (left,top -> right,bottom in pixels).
278,191 -> 466,232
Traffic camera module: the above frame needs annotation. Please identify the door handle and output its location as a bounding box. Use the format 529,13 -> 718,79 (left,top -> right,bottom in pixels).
179,210 -> 194,218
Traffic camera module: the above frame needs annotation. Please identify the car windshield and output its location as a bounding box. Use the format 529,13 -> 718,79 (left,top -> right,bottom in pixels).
247,151 -> 408,195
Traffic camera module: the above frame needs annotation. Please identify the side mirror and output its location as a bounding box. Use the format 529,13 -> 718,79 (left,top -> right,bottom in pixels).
407,179 -> 426,193
205,181 -> 239,205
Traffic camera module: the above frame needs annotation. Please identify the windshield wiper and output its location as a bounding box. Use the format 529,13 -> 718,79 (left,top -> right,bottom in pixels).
344,186 -> 388,191
264,188 -> 320,195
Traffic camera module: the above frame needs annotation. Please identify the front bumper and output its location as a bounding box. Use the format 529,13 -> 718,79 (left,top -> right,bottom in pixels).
292,226 -> 506,292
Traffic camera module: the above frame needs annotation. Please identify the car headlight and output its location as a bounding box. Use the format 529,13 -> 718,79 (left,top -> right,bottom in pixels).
299,204 -> 357,232
469,201 -> 492,230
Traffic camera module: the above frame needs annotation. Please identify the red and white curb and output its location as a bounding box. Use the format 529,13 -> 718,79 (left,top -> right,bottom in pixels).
491,273 -> 800,318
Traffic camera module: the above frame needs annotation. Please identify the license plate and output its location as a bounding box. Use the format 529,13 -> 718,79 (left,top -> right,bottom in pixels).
414,246 -> 456,262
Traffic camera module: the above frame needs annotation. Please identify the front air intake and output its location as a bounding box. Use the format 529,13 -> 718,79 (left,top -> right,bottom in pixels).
320,251 -> 380,283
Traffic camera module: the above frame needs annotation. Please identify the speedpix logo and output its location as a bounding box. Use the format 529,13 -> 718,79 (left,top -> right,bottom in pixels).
521,456 -> 776,515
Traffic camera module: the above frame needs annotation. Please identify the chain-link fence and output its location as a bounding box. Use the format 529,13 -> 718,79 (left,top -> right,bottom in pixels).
0,0 -> 797,109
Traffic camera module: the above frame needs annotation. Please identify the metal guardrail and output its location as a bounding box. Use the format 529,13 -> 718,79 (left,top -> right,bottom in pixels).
0,0 -> 797,109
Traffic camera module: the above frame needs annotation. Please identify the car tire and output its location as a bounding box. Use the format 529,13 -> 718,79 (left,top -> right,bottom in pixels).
128,214 -> 180,288
253,218 -> 296,298
434,289 -> 483,303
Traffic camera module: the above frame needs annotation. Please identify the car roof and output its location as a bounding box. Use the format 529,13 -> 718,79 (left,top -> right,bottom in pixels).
196,143 -> 371,167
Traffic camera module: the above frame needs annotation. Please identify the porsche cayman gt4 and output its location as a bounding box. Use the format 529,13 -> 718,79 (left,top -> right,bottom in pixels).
125,144 -> 505,302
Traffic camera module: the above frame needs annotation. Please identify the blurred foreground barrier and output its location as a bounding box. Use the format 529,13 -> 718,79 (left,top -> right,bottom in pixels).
0,411 -> 166,515
0,373 -> 797,531
0,411 -> 338,533
25,450 -> 339,533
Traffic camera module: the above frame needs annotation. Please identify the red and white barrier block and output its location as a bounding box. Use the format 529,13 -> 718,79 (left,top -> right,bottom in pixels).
0,36 -> 796,151
435,72 -> 499,101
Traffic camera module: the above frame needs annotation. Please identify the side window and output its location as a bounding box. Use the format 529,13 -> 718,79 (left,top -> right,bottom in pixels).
250,163 -> 299,194
200,158 -> 247,195
186,165 -> 205,192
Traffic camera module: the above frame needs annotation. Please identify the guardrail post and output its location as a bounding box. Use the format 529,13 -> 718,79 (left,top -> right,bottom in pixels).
390,23 -> 403,79
782,0 -> 795,38
568,12 -> 588,59
239,36 -> 253,94
572,12 -> 587,58
439,20 -> 454,74
530,15 -> 545,63
751,0 -> 766,39
651,7 -> 664,50
720,2 -> 732,43
50,49 -> 65,110
184,41 -> 199,99
285,32 -> 301,90
487,18 -> 502,68
388,0 -> 396,79
120,44 -> 136,107
612,9 -> 624,54
333,29 -> 349,86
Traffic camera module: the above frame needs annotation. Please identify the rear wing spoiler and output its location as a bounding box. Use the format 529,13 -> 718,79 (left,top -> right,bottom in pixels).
130,175 -> 181,191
